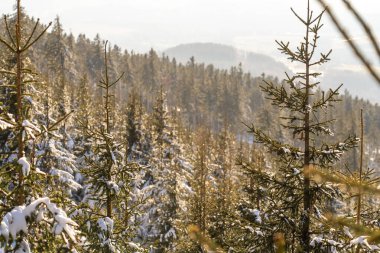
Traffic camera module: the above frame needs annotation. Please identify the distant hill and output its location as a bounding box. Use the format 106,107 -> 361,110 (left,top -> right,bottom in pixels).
164,43 -> 291,78
165,43 -> 380,104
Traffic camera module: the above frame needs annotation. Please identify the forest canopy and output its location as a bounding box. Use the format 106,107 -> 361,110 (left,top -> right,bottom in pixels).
0,0 -> 380,252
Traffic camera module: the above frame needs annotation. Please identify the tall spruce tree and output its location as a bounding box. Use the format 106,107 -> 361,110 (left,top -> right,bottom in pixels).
44,16 -> 72,121
125,89 -> 139,159
244,1 -> 359,252
208,126 -> 240,250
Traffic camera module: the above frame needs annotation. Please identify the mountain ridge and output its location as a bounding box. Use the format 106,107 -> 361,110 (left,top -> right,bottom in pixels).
164,42 -> 380,104
164,42 -> 291,78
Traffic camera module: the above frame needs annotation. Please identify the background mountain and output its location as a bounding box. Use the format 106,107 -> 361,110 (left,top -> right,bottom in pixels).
164,42 -> 291,78
165,42 -> 380,104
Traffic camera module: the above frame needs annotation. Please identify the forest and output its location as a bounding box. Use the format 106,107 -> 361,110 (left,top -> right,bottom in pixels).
1,0 -> 380,252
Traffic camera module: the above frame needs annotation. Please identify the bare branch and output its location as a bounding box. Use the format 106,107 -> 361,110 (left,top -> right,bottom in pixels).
0,36 -> 16,52
4,15 -> 16,47
315,0 -> 380,84
110,72 -> 124,87
21,21 -> 52,52
342,0 -> 380,59
291,8 -> 307,25
22,18 -> 41,50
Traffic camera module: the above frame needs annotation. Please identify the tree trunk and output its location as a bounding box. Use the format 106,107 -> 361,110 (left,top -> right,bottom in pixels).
301,1 -> 312,251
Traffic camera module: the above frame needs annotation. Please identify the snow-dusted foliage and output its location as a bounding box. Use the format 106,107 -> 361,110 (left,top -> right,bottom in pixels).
0,197 -> 78,252
0,4 -> 82,252
134,90 -> 179,252
75,42 -> 144,253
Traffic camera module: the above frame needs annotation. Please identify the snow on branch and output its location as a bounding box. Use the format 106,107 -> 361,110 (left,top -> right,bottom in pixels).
0,197 -> 78,248
17,157 -> 31,177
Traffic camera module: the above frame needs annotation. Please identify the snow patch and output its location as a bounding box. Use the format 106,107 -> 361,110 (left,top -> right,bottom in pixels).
107,181 -> 120,194
281,147 -> 291,154
350,236 -> 372,249
249,209 -> 262,224
343,226 -> 353,239
18,157 -> 30,177
0,119 -> 13,130
22,120 -> 40,132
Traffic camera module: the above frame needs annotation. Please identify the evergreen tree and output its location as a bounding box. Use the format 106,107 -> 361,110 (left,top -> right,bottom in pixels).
208,126 -> 240,250
2,1 -> 380,251
139,87 -> 179,252
44,16 -> 72,121
79,41 -> 141,252
244,1 -> 359,252
75,74 -> 92,133
124,88 -> 142,160
186,126 -> 211,252
0,1 -> 79,251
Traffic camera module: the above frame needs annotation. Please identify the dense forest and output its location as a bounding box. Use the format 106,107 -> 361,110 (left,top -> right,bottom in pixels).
1,0 -> 380,252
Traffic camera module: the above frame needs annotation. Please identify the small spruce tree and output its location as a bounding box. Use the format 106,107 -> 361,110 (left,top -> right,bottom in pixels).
79,41 -> 141,252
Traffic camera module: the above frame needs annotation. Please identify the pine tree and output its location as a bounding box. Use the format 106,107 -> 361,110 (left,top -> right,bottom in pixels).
35,76 -> 80,204
75,74 -> 93,133
125,88 -> 140,159
44,16 -> 71,121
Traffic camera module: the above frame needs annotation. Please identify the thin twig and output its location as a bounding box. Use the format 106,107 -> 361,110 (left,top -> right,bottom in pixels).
4,15 -> 16,47
22,18 -> 41,51
22,22 -> 52,52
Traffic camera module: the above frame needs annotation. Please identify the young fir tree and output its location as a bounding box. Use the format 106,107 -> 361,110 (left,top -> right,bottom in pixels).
124,86 -> 152,166
73,74 -> 93,178
138,86 -> 179,252
75,74 -> 93,134
79,41 -> 142,252
231,142 -> 270,253
312,110 -> 380,252
0,1 -> 79,252
244,1 -> 359,252
125,89 -> 139,159
183,126 -> 212,252
208,126 -> 240,250
44,16 -> 71,121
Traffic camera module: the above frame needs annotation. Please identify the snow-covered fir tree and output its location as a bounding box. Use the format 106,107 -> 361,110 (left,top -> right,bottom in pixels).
0,2 -> 79,252
78,41 -> 142,252
137,87 -> 180,252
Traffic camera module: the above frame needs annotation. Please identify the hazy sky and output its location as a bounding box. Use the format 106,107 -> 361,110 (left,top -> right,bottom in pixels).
0,0 -> 379,59
0,0 -> 379,94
